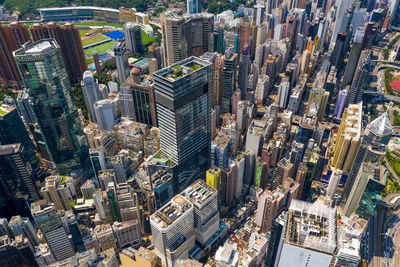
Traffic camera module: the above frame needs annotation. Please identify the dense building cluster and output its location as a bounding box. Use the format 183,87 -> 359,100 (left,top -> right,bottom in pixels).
0,0 -> 399,266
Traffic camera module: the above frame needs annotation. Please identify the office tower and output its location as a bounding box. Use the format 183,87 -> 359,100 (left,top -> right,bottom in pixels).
9,215 -> 40,249
0,104 -> 41,177
347,50 -> 371,105
120,75 -> 158,126
340,29 -> 364,90
333,89 -> 348,119
213,27 -> 224,54
31,201 -> 75,261
219,163 -> 236,207
116,183 -> 141,223
331,32 -> 347,69
275,200 -> 337,266
94,98 -> 119,131
342,113 -> 392,204
114,39 -> 128,84
206,167 -> 221,190
256,189 -> 285,232
124,22 -> 143,54
0,235 -> 37,267
94,224 -> 117,252
222,50 -> 238,113
181,180 -> 219,245
187,0 -> 202,13
150,195 -> 194,267
331,0 -> 352,47
82,71 -> 103,123
154,57 -> 212,191
112,220 -> 141,250
8,21 -> 31,48
238,44 -> 250,99
14,39 -> 89,165
0,144 -> 40,218
41,175 -> 76,211
344,163 -> 385,219
331,102 -> 362,173
62,211 -> 85,252
278,77 -> 290,108
326,169 -> 342,200
93,50 -> 102,74
0,24 -> 22,88
211,134 -> 232,168
161,9 -> 213,66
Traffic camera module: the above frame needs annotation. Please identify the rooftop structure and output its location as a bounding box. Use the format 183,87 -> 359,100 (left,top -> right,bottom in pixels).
181,180 -> 217,208
151,195 -> 192,228
285,199 -> 337,254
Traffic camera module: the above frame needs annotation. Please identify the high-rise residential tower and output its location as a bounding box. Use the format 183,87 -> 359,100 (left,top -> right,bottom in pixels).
114,39 -> 129,84
161,9 -> 213,66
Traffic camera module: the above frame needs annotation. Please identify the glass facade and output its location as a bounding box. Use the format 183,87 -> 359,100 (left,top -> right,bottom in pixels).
14,40 -> 89,165
154,57 -> 212,192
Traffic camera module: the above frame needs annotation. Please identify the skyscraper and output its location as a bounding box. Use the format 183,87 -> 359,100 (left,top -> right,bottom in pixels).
0,104 -> 42,179
150,195 -> 194,267
330,0 -> 352,47
114,39 -> 128,84
238,44 -> 250,99
0,144 -> 40,218
331,102 -> 362,174
31,200 -> 75,261
8,21 -> 31,48
14,39 -> 89,165
82,70 -> 103,123
120,75 -> 158,127
161,9 -> 213,66
342,113 -> 392,204
222,50 -> 238,113
124,22 -> 144,54
0,23 -> 22,88
154,56 -> 212,191
347,50 -> 371,105
30,23 -> 87,83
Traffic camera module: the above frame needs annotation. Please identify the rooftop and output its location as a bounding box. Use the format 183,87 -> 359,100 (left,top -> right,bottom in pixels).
181,180 -> 217,207
0,104 -> 13,116
151,194 -> 192,228
154,56 -> 209,82
285,199 -> 337,254
369,112 -> 392,136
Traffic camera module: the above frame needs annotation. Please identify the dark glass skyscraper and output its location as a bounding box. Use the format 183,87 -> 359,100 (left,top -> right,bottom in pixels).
154,56 -> 211,192
13,39 -> 89,165
0,104 -> 43,180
